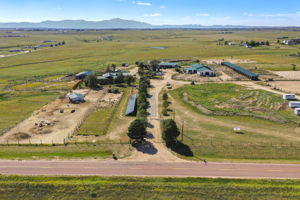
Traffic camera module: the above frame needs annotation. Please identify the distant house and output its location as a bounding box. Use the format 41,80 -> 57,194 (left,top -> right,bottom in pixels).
97,70 -> 131,84
68,93 -> 85,104
245,44 -> 253,48
158,62 -> 179,69
75,71 -> 93,80
228,42 -> 237,46
283,39 -> 300,45
186,64 -> 215,77
283,94 -> 296,100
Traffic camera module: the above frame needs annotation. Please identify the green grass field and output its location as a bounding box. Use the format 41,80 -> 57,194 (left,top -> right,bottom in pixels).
0,176 -> 299,200
169,84 -> 300,162
175,83 -> 299,124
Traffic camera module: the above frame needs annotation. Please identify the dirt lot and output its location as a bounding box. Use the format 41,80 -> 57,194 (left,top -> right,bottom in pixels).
0,89 -> 121,144
267,81 -> 300,94
273,71 -> 300,80
203,59 -> 255,65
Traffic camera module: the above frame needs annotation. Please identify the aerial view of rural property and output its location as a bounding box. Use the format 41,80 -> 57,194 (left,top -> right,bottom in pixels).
0,0 -> 300,199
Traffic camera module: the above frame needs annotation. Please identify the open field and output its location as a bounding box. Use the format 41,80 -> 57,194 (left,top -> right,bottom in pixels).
175,83 -> 299,124
168,83 -> 300,161
0,176 -> 300,200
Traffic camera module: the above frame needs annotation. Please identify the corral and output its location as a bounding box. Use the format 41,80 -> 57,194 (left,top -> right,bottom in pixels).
0,89 -> 122,144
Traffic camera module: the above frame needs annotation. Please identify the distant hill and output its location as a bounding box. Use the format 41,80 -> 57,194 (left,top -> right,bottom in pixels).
0,18 -> 296,29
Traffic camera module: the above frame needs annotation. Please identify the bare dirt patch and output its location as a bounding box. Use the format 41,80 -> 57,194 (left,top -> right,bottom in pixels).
0,89 -> 122,144
203,59 -> 255,65
267,81 -> 300,94
273,71 -> 300,80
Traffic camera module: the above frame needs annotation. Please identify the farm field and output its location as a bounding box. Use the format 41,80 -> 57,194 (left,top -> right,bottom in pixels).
0,176 -> 300,200
169,83 -> 300,162
0,29 -> 300,160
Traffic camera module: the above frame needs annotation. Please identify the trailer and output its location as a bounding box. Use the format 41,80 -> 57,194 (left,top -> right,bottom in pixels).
283,94 -> 296,100
295,108 -> 300,116
289,101 -> 300,108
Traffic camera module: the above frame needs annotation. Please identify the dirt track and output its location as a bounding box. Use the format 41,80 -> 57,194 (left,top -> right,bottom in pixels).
1,160 -> 300,179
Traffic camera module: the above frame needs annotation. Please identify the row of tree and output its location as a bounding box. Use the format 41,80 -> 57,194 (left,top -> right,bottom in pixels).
162,92 -> 170,116
127,64 -> 151,143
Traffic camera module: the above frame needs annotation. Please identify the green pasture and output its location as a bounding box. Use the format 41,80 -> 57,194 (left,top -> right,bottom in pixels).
0,176 -> 300,200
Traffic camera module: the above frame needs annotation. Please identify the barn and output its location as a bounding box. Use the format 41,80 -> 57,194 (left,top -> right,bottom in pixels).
68,93 -> 85,104
221,62 -> 259,80
158,62 -> 179,69
186,64 -> 215,77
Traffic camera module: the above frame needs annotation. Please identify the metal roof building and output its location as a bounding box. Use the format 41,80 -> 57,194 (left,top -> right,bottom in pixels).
75,71 -> 93,80
68,93 -> 85,104
158,62 -> 179,69
186,64 -> 215,76
125,94 -> 137,116
221,62 -> 259,80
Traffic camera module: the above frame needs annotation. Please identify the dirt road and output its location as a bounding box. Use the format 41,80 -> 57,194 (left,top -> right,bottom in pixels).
126,70 -> 188,162
1,160 -> 300,179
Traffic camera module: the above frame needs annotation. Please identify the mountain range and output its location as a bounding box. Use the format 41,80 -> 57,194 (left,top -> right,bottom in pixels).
0,18 -> 296,29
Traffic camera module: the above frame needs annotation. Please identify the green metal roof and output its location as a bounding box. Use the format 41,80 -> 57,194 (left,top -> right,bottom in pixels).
159,62 -> 178,66
186,64 -> 212,72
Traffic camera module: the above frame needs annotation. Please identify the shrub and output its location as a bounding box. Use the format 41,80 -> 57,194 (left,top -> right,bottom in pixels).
128,119 -> 147,143
162,119 -> 180,145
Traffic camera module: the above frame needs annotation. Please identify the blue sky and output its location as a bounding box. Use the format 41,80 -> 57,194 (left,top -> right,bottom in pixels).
0,0 -> 299,26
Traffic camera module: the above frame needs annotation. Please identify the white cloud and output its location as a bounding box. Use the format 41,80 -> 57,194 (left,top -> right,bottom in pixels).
243,12 -> 255,17
160,6 -> 166,9
143,13 -> 161,17
196,13 -> 210,17
132,1 -> 151,6
263,11 -> 300,17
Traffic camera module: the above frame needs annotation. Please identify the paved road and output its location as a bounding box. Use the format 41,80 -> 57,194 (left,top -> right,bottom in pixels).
1,160 -> 300,179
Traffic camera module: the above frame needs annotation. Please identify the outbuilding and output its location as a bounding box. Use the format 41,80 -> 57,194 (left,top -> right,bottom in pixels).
289,102 -> 300,108
158,62 -> 179,69
295,108 -> 300,116
125,94 -> 137,116
186,64 -> 215,77
75,71 -> 93,80
283,94 -> 296,100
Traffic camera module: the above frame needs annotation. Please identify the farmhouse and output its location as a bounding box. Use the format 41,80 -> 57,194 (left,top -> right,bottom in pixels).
68,93 -> 85,104
97,70 -> 131,84
283,94 -> 296,100
158,62 -> 179,69
289,102 -> 300,108
295,108 -> 300,116
75,71 -> 93,80
125,94 -> 137,116
186,64 -> 215,77
283,39 -> 300,45
221,62 -> 259,80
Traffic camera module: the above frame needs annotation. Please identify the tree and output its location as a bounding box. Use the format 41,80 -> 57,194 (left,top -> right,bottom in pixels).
266,41 -> 270,46
224,41 -> 228,45
62,41 -> 66,45
150,60 -> 160,72
111,64 -> 116,72
124,75 -> 135,86
85,74 -> 98,89
163,93 -> 168,101
162,119 -> 180,145
128,119 -> 147,142
292,64 -> 297,71
114,73 -> 124,84
163,100 -> 169,109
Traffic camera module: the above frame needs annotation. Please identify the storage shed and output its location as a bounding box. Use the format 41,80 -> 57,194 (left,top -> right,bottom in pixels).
221,62 -> 259,80
75,71 -> 93,80
283,94 -> 296,100
289,102 -> 300,108
125,94 -> 137,116
158,62 -> 179,69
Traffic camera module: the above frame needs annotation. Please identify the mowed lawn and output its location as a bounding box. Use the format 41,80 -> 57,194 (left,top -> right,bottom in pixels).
169,84 -> 300,162
0,176 -> 300,200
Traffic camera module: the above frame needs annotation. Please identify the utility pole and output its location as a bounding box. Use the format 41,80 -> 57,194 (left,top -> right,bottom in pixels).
181,120 -> 184,142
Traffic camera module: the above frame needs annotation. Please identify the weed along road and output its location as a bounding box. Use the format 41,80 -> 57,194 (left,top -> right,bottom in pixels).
0,160 -> 300,179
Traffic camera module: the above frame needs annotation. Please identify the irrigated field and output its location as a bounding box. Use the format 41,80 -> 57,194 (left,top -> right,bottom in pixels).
0,176 -> 300,200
